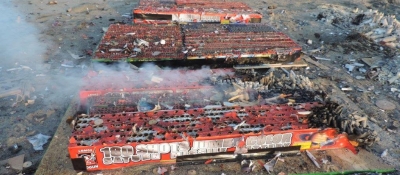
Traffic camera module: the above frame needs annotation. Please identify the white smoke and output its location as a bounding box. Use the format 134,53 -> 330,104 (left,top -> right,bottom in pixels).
0,1 -> 47,69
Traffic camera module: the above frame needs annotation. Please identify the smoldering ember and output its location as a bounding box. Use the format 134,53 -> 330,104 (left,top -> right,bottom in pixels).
0,0 -> 400,175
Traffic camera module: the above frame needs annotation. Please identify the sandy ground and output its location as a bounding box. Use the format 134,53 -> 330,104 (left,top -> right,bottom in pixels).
0,0 -> 399,174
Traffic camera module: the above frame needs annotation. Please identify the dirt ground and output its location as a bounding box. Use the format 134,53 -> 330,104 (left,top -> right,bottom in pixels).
0,0 -> 399,174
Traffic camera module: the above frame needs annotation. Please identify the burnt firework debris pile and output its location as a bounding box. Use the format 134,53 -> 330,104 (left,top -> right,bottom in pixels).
76,68 -> 377,147
308,102 -> 377,146
210,68 -> 326,104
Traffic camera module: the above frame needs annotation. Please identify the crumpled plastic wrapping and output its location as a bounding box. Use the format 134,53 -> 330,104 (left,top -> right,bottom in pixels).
27,133 -> 51,151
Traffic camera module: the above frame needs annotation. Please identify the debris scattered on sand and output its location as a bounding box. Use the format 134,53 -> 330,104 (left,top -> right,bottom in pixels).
264,152 -> 282,174
306,150 -> 321,168
27,133 -> 51,151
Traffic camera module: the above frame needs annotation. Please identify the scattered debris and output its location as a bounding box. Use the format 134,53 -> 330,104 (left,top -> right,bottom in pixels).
25,99 -> 35,106
314,57 -> 330,61
341,87 -> 353,91
388,72 -> 400,84
151,76 -> 163,83
67,50 -> 85,60
366,67 -> 381,80
9,144 -> 22,154
302,55 -> 329,70
160,39 -> 166,45
381,149 -> 388,158
27,133 -> 51,151
241,160 -> 255,173
264,152 -> 282,174
152,51 -> 161,56
305,150 -> 321,168
94,119 -> 103,126
157,167 -> 168,174
361,57 -> 382,67
61,60 -> 75,68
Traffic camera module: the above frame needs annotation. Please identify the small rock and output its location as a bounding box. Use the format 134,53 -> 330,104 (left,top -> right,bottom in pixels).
23,161 -> 32,168
359,68 -> 367,73
47,1 -> 57,5
187,169 -> 197,175
314,33 -> 321,38
7,154 -> 24,170
376,99 -> 396,110
307,39 -> 313,45
367,86 -> 374,91
345,64 -> 355,72
25,100 -> 35,106
268,5 -> 277,9
369,117 -> 378,123
381,149 -> 388,157
355,76 -> 365,80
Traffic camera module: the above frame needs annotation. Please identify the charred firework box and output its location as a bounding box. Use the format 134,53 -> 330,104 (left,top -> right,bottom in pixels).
94,23 -> 301,63
68,104 -> 357,171
78,69 -> 234,112
182,23 -> 302,63
133,0 -> 262,24
69,70 -> 357,171
94,24 -> 184,62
